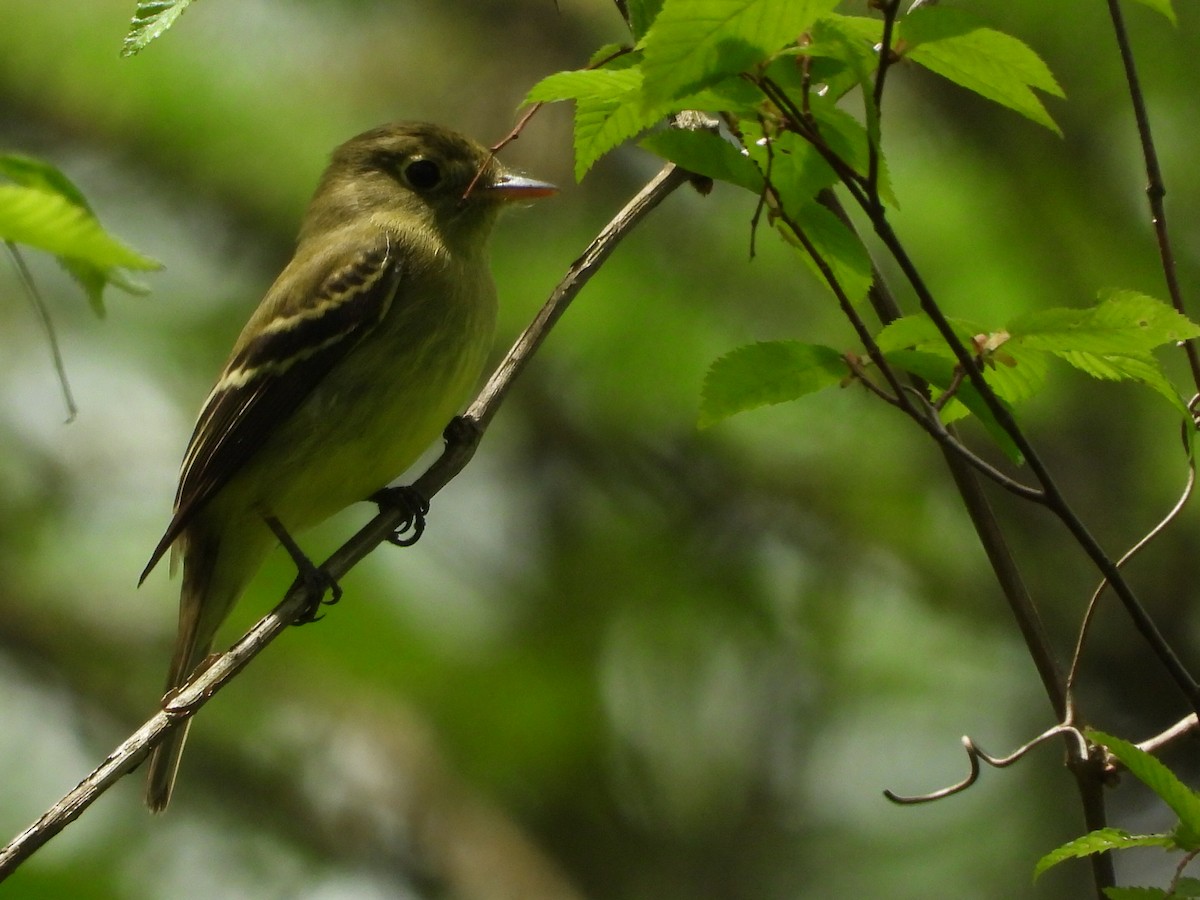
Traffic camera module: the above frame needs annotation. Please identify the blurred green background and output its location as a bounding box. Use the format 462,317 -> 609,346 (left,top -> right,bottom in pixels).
1,1 -> 1199,897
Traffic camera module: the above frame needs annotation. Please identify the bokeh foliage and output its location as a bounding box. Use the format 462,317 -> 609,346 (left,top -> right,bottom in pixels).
2,1 -> 1199,897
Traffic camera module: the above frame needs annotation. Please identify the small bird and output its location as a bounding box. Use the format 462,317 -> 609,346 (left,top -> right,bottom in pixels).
140,122 -> 556,812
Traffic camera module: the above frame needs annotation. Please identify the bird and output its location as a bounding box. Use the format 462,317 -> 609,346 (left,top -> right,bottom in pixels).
140,122 -> 556,812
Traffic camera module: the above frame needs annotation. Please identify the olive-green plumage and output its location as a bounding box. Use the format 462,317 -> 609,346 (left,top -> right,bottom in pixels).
142,122 -> 554,812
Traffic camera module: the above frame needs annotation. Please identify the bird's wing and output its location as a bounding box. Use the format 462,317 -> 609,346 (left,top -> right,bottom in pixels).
140,237 -> 402,583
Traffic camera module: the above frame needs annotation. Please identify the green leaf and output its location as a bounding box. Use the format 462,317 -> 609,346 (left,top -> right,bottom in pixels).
899,8 -> 1064,135
774,200 -> 873,306
807,99 -> 896,207
641,129 -> 764,193
0,159 -> 160,316
1008,291 -> 1199,414
1175,877 -> 1200,898
679,75 -> 767,119
981,343 -> 1049,406
626,0 -> 666,40
875,313 -> 947,353
0,155 -> 93,210
699,341 -> 846,427
809,16 -> 886,144
527,68 -> 664,179
1010,290 -> 1200,355
814,12 -> 886,47
885,348 -> 1024,463
1035,828 -> 1174,879
1091,731 -> 1200,848
640,0 -> 841,106
1059,349 -> 1185,412
744,127 -> 840,207
876,313 -> 1049,410
1125,0 -> 1176,25
120,0 -> 195,57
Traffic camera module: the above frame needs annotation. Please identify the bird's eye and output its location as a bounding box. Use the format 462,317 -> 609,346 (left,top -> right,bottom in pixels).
403,158 -> 441,191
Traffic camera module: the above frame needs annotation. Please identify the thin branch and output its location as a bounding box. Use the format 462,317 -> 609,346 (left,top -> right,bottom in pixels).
867,0 -> 903,204
1104,0 -> 1200,395
0,162 -> 693,881
6,241 -> 77,422
1135,714 -> 1199,758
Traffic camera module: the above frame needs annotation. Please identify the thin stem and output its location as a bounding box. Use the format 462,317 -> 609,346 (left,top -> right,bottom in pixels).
867,1 -> 903,204
1104,0 -> 1200,395
6,241 -> 77,422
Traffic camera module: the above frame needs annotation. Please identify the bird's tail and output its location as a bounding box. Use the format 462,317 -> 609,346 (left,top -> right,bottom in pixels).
144,531 -> 228,814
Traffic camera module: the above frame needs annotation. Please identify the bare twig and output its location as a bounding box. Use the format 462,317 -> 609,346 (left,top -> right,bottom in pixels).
867,0 -> 903,204
6,241 -> 77,422
1134,714 -> 1199,758
0,162 -> 693,881
1103,0 -> 1200,396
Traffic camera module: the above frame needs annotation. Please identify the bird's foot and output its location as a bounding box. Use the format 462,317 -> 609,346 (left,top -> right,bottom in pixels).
370,485 -> 430,547
264,515 -> 342,625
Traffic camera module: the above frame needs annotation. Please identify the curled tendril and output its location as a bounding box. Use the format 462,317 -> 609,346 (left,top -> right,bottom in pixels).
884,725 -> 1089,805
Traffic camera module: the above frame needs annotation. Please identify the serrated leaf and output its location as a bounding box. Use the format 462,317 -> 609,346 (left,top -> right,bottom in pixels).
121,0 -> 195,57
641,129 -> 764,192
1175,877 -> 1200,897
627,0 -> 666,40
525,67 -> 641,105
744,127 -> 840,206
1035,828 -> 1174,879
680,75 -> 768,118
0,181 -> 160,316
815,12 -> 886,46
527,68 -> 665,179
876,313 -> 948,353
1010,291 -> 1200,355
1126,0 -> 1176,25
1007,292 -> 1198,414
899,8 -> 1064,135
0,154 -> 93,210
699,341 -> 846,427
1055,349 -> 1186,413
1091,731 -> 1200,847
808,99 -> 896,207
640,0 -> 841,106
809,16 -> 885,150
876,313 -> 1050,413
1,155 -> 156,313
774,200 -> 873,306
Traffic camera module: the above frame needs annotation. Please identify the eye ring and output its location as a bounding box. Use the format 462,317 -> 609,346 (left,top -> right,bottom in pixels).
403,158 -> 442,191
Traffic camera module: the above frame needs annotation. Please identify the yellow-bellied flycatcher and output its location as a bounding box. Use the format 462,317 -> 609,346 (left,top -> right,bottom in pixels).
141,122 -> 555,812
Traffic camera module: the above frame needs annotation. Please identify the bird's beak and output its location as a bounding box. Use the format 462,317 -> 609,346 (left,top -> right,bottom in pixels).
488,172 -> 558,201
